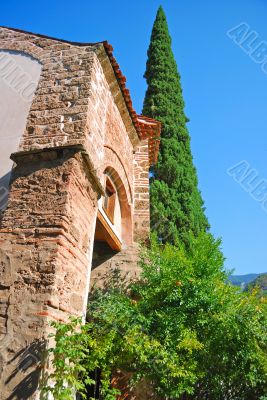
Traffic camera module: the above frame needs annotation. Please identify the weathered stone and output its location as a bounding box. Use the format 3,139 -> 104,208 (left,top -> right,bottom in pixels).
0,26 -> 160,399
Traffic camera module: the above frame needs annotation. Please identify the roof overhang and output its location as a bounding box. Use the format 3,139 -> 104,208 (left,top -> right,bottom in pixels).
101,42 -> 161,165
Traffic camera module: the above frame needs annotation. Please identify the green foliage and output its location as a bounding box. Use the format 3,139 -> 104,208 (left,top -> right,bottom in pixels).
142,6 -> 209,245
44,233 -> 267,399
43,318 -> 96,400
194,283 -> 267,399
138,234 -> 267,399
43,316 -> 121,400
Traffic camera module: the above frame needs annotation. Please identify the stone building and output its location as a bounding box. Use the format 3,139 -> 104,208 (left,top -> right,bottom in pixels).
0,27 -> 161,399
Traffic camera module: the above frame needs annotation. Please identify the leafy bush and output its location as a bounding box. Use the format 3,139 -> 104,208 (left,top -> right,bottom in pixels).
44,233 -> 267,399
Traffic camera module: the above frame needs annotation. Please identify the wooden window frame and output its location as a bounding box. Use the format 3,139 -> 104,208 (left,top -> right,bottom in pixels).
103,177 -> 116,224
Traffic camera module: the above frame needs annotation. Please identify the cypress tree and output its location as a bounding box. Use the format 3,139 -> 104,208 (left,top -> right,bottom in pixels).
143,6 -> 209,245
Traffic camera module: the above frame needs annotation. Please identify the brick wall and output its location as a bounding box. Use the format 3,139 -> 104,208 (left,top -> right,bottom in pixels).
90,242 -> 141,287
0,28 -> 96,152
0,148 -> 99,398
0,27 -> 154,399
134,139 -> 150,242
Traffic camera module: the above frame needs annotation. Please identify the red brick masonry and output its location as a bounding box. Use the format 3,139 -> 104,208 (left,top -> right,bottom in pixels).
0,26 -> 160,399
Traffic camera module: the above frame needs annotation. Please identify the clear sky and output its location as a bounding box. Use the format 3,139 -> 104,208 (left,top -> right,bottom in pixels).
1,0 -> 267,275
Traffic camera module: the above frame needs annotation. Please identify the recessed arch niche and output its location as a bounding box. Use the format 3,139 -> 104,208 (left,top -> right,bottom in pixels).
0,50 -> 42,210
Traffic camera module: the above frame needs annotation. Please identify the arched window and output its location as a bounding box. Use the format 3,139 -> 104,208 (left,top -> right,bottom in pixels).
103,177 -> 116,224
93,168 -> 132,253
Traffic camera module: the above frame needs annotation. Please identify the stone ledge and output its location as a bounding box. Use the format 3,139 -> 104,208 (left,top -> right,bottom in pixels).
10,143 -> 105,197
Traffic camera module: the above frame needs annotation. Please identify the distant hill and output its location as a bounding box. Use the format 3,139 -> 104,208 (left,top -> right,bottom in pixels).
248,273 -> 267,295
229,273 -> 261,288
229,273 -> 267,293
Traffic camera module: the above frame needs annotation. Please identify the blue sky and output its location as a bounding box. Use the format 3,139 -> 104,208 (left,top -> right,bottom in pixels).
1,0 -> 267,275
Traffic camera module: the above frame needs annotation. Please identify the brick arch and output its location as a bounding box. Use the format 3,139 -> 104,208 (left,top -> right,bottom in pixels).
0,48 -> 43,64
103,145 -> 133,204
104,166 -> 133,245
0,42 -> 45,63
